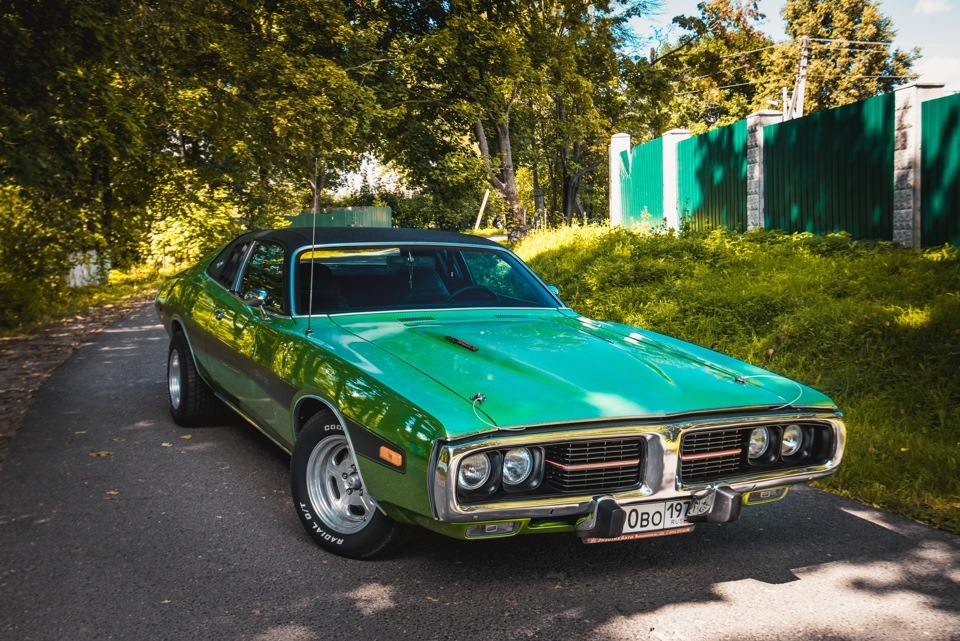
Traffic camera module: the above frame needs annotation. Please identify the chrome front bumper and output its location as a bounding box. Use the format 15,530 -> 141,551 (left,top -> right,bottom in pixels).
429,412 -> 845,524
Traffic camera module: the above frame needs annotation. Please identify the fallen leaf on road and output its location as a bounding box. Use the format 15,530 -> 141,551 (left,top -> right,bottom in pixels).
179,434 -> 192,440
105,490 -> 120,495
88,451 -> 112,457
161,442 -> 172,447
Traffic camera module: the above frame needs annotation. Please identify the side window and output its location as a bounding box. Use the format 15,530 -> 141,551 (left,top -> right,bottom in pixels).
240,242 -> 286,315
207,238 -> 253,290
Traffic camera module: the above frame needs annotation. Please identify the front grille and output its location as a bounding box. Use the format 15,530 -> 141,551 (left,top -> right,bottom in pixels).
544,439 -> 642,494
679,429 -> 745,483
680,422 -> 837,485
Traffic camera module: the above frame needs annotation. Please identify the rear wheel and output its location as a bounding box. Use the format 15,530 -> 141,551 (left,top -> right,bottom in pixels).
291,413 -> 410,559
167,331 -> 221,426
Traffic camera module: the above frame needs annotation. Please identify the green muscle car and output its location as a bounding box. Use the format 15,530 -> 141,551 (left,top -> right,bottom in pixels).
156,227 -> 845,558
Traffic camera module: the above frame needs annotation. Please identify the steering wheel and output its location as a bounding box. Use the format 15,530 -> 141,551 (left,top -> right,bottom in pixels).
450,285 -> 499,302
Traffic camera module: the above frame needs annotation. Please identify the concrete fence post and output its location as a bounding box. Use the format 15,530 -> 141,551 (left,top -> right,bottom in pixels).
608,133 -> 632,227
893,83 -> 944,247
745,110 -> 783,231
661,129 -> 690,231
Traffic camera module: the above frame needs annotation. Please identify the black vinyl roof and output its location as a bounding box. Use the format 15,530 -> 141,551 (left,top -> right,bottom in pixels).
251,226 -> 503,250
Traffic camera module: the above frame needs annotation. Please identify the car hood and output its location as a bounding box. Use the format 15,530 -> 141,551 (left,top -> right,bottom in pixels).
331,310 -> 833,431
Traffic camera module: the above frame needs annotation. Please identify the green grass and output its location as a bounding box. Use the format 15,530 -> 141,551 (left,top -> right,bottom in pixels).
516,226 -> 960,533
1,267 -> 168,338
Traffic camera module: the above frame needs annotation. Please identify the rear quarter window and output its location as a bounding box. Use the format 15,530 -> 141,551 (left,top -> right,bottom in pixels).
206,238 -> 253,290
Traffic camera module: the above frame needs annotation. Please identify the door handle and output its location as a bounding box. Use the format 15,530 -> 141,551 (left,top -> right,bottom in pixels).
215,310 -> 225,320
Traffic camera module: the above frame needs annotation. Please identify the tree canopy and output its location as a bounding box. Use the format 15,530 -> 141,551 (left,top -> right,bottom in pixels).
0,0 -> 919,327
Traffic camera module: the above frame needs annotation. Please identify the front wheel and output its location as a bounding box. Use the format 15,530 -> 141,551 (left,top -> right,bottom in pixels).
291,413 -> 410,559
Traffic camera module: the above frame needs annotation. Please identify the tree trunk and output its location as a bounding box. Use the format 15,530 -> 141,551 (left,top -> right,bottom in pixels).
475,117 -> 526,232
562,173 -> 578,225
532,161 -> 545,227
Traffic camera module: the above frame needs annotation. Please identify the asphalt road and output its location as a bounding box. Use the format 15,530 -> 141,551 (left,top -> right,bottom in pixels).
1,304 -> 958,641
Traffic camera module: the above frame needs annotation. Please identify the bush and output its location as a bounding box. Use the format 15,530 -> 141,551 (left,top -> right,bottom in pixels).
0,184 -> 73,328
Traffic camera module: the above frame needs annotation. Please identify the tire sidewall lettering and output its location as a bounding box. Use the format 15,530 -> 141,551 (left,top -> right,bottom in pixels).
294,423 -> 350,547
298,501 -> 345,545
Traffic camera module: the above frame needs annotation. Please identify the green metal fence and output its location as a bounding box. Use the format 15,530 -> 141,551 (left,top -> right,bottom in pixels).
620,138 -> 664,227
286,206 -> 393,229
677,120 -> 748,232
763,93 -> 894,239
921,93 -> 960,247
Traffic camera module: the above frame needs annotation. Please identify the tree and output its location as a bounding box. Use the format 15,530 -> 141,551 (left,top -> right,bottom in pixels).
374,1 -> 660,231
656,0 -> 771,133
0,0 -> 382,325
756,0 -> 918,113
526,2 -> 628,224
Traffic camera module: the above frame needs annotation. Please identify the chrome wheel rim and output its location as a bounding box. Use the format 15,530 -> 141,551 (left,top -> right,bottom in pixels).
305,435 -> 377,534
168,349 -> 182,410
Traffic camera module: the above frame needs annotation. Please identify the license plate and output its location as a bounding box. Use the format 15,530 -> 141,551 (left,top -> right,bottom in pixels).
623,497 -> 712,534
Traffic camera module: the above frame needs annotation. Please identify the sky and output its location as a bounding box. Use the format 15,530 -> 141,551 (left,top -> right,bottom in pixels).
630,0 -> 960,92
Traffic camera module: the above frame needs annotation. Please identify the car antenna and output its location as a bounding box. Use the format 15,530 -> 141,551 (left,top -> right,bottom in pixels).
306,164 -> 318,337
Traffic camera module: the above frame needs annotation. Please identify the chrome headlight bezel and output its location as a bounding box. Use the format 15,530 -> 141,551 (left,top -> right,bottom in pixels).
457,452 -> 492,490
502,448 -> 534,486
748,426 -> 770,459
781,424 -> 804,457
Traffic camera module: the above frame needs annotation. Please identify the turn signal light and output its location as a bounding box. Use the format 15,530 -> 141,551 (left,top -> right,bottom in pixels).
379,445 -> 403,468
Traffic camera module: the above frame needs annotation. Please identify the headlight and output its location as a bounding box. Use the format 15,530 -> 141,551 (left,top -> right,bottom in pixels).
781,424 -> 803,456
502,448 -> 533,485
749,427 -> 770,459
458,453 -> 491,490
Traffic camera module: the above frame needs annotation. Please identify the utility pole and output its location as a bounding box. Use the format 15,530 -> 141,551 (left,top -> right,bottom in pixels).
784,36 -> 810,121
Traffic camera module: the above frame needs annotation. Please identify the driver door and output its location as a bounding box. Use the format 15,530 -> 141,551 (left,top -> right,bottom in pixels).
206,240 -> 287,434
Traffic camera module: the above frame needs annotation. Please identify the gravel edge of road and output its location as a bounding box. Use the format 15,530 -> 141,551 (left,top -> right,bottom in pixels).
0,297 -> 154,474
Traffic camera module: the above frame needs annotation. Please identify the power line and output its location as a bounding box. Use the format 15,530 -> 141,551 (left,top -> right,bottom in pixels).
719,41 -> 794,59
674,72 -> 916,96
682,61 -> 758,82
808,37 -> 896,46
675,75 -> 794,96
807,74 -> 918,80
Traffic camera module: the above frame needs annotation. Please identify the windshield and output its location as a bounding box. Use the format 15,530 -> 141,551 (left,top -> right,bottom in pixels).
294,244 -> 557,315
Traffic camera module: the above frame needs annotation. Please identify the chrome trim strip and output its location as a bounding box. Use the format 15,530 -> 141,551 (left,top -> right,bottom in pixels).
680,448 -> 742,461
216,393 -> 293,456
299,306 -> 561,320
288,240 -> 570,318
430,412 -> 845,523
545,458 -> 641,472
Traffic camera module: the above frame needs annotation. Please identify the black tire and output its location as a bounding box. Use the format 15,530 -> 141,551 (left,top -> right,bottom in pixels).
291,413 -> 410,559
167,331 -> 221,426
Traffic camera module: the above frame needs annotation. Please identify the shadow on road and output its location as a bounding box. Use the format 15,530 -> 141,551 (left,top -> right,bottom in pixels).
1,304 -> 957,641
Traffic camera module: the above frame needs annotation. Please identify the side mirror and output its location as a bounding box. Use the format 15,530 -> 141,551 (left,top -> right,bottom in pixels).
243,289 -> 270,319
243,289 -> 270,307
547,285 -> 560,297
